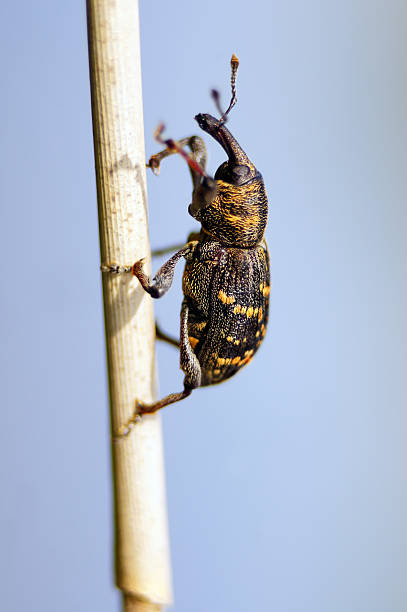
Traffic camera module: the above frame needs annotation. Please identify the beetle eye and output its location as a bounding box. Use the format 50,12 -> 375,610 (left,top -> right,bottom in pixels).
231,165 -> 251,179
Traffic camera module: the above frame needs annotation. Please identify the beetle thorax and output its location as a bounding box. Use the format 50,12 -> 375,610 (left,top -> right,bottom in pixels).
198,177 -> 268,248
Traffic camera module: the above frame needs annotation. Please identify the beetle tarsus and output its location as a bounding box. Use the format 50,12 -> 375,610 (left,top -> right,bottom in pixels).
115,410 -> 143,439
100,263 -> 133,274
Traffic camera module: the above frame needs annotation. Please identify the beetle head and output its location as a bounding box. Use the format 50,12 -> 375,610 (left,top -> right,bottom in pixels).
195,113 -> 259,186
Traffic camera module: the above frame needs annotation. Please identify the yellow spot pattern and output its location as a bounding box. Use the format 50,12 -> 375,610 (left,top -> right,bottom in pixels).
233,304 -> 242,315
217,357 -> 233,366
216,349 -> 255,370
194,321 -> 207,331
234,304 -> 259,318
189,336 -> 199,349
218,289 -> 236,305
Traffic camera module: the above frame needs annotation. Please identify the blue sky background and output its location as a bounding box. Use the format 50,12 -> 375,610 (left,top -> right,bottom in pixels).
1,1 -> 406,611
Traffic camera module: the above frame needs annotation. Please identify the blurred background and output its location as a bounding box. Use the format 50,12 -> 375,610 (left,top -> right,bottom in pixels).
1,1 -> 406,610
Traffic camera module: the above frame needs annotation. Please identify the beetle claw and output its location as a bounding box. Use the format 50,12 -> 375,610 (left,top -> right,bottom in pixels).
100,263 -> 132,274
147,156 -> 161,175
115,403 -> 144,438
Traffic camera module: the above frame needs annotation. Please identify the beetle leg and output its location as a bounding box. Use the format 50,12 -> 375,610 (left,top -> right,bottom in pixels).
133,388 -> 193,419
118,301 -> 200,429
140,300 -> 201,414
179,299 -> 202,389
133,240 -> 198,299
151,232 -> 202,258
147,136 -> 207,189
155,322 -> 179,349
151,243 -> 186,257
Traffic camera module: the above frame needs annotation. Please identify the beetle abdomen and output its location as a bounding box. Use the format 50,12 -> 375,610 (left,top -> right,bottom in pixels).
183,238 -> 270,387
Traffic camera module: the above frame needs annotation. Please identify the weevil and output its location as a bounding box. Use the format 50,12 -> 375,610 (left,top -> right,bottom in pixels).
105,55 -> 270,425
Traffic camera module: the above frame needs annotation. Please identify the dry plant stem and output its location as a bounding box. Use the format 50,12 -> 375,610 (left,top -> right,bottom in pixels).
87,0 -> 172,609
124,597 -> 162,612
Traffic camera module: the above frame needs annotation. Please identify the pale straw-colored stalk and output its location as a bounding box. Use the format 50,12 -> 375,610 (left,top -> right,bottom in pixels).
87,1 -> 173,609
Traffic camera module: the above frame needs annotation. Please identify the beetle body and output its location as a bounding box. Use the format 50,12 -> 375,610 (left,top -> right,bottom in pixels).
111,57 -> 271,419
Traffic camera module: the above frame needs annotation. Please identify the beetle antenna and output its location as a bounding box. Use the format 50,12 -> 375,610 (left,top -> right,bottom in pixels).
153,123 -> 207,177
211,54 -> 239,126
